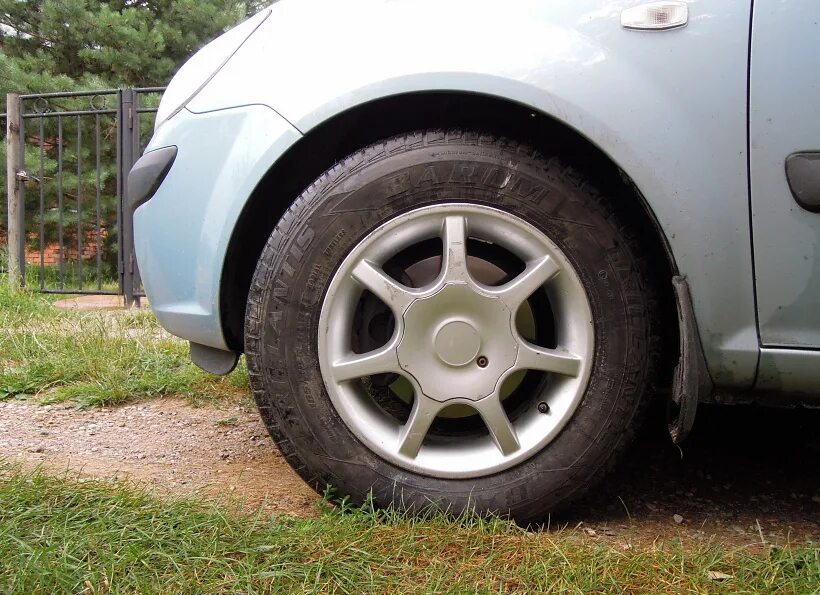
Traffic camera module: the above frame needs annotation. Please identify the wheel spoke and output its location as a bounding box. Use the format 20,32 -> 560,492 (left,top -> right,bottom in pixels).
331,345 -> 401,382
516,342 -> 583,377
492,256 -> 560,310
475,396 -> 520,456
441,215 -> 471,282
398,396 -> 441,458
351,259 -> 417,314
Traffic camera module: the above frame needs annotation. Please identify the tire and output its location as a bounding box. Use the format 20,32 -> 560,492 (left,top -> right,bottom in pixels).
245,130 -> 658,523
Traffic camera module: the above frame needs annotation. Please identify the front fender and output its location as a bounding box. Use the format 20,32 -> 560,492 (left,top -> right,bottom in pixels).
190,0 -> 757,386
135,105 -> 301,350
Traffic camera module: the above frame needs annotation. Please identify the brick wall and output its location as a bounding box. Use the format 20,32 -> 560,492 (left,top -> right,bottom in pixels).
0,230 -> 109,266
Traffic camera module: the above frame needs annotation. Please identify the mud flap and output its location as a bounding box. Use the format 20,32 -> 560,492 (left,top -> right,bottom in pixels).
668,276 -> 713,443
190,342 -> 239,376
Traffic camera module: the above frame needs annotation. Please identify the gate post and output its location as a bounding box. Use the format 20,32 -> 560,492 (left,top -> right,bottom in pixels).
6,93 -> 24,290
117,88 -> 138,307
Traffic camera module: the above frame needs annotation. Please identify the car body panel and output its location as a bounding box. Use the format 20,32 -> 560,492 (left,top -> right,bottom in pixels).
177,0 -> 759,386
756,348 -> 820,397
749,0 -> 820,348
134,105 -> 301,349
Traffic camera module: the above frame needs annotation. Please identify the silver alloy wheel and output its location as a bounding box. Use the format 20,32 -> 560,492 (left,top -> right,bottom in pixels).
318,203 -> 594,478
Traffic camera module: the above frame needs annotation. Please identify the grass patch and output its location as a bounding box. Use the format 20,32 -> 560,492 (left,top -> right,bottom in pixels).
0,466 -> 816,594
0,277 -> 248,407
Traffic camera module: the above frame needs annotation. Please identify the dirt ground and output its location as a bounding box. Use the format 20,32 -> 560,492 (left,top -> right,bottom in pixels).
1,396 -> 817,547
0,397 -> 318,516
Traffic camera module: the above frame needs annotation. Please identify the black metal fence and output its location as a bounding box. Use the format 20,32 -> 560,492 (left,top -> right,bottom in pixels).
4,88 -> 164,306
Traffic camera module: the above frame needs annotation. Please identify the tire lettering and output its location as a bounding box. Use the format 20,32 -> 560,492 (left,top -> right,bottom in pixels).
324,229 -> 348,257
273,278 -> 288,298
483,167 -> 516,190
296,226 -> 315,248
509,176 -> 547,204
481,167 -> 501,187
416,165 -> 440,186
448,165 -> 478,185
268,310 -> 283,329
385,172 -> 412,197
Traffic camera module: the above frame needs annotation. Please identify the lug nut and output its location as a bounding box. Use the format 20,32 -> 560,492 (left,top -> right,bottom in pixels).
476,356 -> 489,368
538,402 -> 550,414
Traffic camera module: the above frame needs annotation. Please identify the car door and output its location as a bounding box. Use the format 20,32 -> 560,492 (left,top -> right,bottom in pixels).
750,0 -> 820,355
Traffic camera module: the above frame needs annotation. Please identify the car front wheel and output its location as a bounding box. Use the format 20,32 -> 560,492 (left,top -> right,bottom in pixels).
245,130 -> 658,522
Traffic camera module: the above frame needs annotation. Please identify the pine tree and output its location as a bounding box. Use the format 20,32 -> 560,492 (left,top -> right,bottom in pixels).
1,0 -> 266,95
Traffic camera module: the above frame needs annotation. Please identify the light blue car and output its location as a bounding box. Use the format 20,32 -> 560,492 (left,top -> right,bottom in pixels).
129,0 -> 820,521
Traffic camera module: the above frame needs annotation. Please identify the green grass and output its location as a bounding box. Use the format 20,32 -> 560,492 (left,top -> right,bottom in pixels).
0,466 -> 816,594
0,276 -> 248,407
23,260 -> 120,293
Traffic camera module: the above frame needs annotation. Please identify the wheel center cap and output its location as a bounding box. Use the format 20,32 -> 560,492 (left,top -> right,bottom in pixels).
434,320 -> 481,367
397,283 -> 519,403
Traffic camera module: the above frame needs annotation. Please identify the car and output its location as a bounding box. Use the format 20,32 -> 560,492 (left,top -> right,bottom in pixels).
128,0 -> 820,523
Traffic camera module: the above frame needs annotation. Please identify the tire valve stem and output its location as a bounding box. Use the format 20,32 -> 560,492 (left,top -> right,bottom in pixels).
538,402 -> 550,414
476,356 -> 489,368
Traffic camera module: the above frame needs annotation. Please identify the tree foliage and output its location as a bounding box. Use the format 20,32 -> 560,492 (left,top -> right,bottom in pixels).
1,0 -> 266,99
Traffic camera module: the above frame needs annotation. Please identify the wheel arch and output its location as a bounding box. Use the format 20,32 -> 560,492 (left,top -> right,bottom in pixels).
220,91 -> 680,366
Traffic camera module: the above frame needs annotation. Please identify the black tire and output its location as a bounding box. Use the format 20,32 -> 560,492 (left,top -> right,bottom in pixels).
245,130 -> 659,523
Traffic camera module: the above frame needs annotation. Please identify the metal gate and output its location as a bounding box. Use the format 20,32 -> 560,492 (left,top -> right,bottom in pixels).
4,88 -> 164,306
